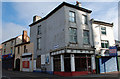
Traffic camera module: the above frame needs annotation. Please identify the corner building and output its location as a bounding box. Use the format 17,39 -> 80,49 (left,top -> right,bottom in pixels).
30,2 -> 95,76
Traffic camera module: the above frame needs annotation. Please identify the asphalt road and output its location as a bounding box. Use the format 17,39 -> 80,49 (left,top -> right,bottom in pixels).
2,69 -> 120,79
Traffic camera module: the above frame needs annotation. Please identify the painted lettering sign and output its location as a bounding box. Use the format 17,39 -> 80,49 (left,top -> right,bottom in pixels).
22,61 -> 29,68
109,46 -> 117,56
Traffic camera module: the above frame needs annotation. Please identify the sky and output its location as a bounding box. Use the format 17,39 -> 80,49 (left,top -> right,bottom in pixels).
1,0 -> 119,43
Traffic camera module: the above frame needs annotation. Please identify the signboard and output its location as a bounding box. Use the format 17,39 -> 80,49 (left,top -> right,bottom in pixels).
2,53 -> 13,59
54,45 -> 59,49
45,54 -> 50,64
109,46 -> 117,56
22,61 -> 29,68
41,55 -> 45,64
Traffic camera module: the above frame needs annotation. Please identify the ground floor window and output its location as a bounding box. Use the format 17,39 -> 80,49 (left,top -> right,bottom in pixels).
75,54 -> 91,72
64,54 -> 71,72
53,55 -> 61,71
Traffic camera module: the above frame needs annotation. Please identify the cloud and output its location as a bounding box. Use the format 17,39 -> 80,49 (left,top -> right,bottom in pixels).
2,0 -> 120,2
2,22 -> 29,43
12,2 -> 60,25
1,1 -> 119,44
85,2 -> 118,40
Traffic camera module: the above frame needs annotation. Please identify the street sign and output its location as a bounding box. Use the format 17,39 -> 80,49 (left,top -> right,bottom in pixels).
109,46 -> 117,56
96,55 -> 101,58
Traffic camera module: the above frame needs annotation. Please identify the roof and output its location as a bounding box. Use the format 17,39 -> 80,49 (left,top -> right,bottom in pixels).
15,41 -> 30,47
1,34 -> 23,44
29,2 -> 92,27
91,19 -> 113,27
2,37 -> 16,44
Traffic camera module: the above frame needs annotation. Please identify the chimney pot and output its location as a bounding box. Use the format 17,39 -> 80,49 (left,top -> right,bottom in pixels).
76,1 -> 81,7
33,15 -> 42,23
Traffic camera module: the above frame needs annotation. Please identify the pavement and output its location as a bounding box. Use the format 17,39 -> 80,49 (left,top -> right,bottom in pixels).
2,69 -> 120,79
0,61 -> 2,79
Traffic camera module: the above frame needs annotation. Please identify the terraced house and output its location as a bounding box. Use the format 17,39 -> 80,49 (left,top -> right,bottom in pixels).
30,2 -> 96,76
91,19 -> 117,73
2,30 -> 30,70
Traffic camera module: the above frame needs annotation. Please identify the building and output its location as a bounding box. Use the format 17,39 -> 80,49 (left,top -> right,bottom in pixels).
91,19 -> 117,73
30,2 -> 95,76
115,40 -> 120,47
0,45 -> 2,61
15,41 -> 34,72
2,30 -> 30,70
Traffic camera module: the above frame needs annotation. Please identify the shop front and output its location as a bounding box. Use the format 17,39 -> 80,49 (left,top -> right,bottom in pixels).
51,47 -> 95,76
2,53 -> 14,70
21,53 -> 33,72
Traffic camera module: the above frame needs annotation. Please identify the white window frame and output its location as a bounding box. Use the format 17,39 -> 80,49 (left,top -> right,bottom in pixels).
69,11 -> 75,23
82,15 -> 87,25
83,30 -> 90,45
69,27 -> 77,43
101,40 -> 109,48
101,27 -> 106,35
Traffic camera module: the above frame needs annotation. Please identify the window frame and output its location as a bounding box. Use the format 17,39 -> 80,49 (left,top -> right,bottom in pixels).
69,27 -> 77,43
37,37 -> 41,50
69,11 -> 76,23
11,41 -> 13,46
101,27 -> 106,35
82,14 -> 88,25
37,25 -> 41,35
83,30 -> 90,45
101,40 -> 109,48
24,45 -> 26,53
18,47 -> 20,54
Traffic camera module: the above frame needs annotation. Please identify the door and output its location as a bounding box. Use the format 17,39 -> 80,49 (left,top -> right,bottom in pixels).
16,58 -> 20,71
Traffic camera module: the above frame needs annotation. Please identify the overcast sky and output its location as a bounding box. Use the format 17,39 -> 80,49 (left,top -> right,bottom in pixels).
1,0 -> 119,43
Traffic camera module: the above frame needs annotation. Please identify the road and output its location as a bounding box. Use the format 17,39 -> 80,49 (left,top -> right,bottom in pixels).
2,69 -> 120,79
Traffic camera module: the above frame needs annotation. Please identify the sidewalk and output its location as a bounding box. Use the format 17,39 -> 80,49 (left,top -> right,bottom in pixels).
73,72 -> 119,78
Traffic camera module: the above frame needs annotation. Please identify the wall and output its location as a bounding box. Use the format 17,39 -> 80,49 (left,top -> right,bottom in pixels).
15,43 -> 34,70
64,5 -> 94,49
2,39 -> 16,55
99,57 -> 117,73
30,6 -> 66,59
92,23 -> 115,54
16,35 -> 23,45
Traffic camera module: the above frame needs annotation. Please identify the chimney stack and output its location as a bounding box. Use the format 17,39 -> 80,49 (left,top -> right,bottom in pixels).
33,15 -> 42,23
22,30 -> 27,43
76,1 -> 82,7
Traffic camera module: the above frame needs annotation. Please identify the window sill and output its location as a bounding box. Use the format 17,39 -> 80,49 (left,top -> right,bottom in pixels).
69,21 -> 76,23
69,42 -> 77,44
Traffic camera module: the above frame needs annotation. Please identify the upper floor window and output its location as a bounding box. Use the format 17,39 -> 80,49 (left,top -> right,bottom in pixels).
37,38 -> 41,49
101,27 -> 106,35
11,47 -> 13,53
24,45 -> 26,53
4,49 -> 6,54
11,41 -> 13,46
69,11 -> 75,23
83,30 -> 90,44
69,28 -> 77,43
18,47 -> 20,54
4,44 -> 6,48
101,40 -> 109,48
38,25 -> 41,35
82,15 -> 87,25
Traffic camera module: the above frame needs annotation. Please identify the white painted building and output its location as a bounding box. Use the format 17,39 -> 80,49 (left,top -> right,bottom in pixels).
91,19 -> 117,73
91,19 -> 115,56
